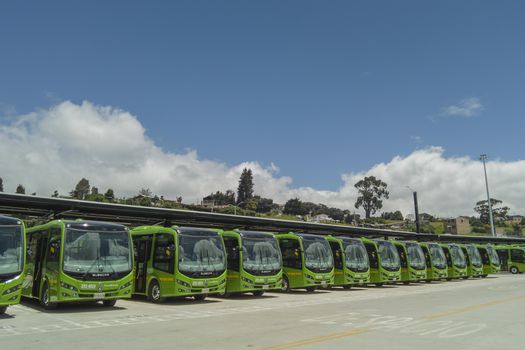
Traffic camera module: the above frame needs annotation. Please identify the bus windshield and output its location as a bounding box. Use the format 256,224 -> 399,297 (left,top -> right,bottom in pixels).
406,243 -> 426,270
486,245 -> 500,266
450,245 -> 466,268
429,244 -> 447,269
63,229 -> 132,277
178,233 -> 226,277
302,237 -> 333,273
242,237 -> 281,275
377,241 -> 400,271
466,245 -> 482,267
0,225 -> 23,277
342,239 -> 369,272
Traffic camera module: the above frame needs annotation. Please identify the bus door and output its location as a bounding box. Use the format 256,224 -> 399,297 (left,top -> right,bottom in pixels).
32,233 -> 49,297
134,236 -> 152,294
421,246 -> 432,269
364,243 -> 379,271
461,247 -> 471,266
496,249 -> 509,271
479,248 -> 490,266
328,241 -> 343,271
223,236 -> 240,272
395,245 -> 408,270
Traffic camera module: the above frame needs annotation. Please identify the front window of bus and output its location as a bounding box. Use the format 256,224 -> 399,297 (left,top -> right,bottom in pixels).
342,240 -> 369,272
242,236 -> 281,276
302,237 -> 333,273
63,228 -> 132,279
486,245 -> 500,266
466,245 -> 482,267
0,225 -> 23,278
406,243 -> 426,270
450,245 -> 466,268
376,241 -> 400,271
429,244 -> 447,269
178,233 -> 226,277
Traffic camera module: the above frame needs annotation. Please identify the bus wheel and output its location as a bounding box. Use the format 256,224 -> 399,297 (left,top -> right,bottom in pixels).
403,281 -> 410,285
481,274 -> 488,278
375,283 -> 384,287
252,291 -> 264,297
194,294 -> 207,301
103,299 -> 117,307
148,281 -> 164,303
446,278 -> 452,281
342,285 -> 352,290
425,279 -> 431,283
510,266 -> 519,274
281,276 -> 290,292
305,286 -> 316,293
0,306 -> 7,315
40,283 -> 58,310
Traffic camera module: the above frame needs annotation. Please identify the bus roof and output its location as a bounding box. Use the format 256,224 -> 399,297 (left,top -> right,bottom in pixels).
0,215 -> 22,226
235,230 -> 275,239
177,227 -> 221,236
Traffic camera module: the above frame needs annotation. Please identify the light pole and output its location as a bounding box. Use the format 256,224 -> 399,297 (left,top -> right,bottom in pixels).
406,186 -> 420,233
480,154 -> 496,237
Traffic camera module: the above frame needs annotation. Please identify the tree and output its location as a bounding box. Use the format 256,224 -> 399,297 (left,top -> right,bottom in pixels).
203,190 -> 235,206
70,178 -> 90,200
0,177 -> 3,192
139,188 -> 153,198
381,211 -> 404,221
104,189 -> 115,202
474,198 -> 509,224
283,198 -> 308,216
354,176 -> 389,219
52,190 -> 59,198
16,184 -> 25,194
91,187 -> 99,195
237,168 -> 254,205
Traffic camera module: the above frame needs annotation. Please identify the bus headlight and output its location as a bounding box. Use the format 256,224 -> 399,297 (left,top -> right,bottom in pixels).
60,282 -> 79,292
120,281 -> 132,290
2,284 -> 22,295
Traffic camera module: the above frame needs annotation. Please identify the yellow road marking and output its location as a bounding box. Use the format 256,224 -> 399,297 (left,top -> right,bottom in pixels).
424,295 -> 525,319
256,329 -> 367,350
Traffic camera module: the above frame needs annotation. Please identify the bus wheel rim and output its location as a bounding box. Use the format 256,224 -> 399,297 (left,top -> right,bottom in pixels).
43,288 -> 49,305
152,285 -> 160,300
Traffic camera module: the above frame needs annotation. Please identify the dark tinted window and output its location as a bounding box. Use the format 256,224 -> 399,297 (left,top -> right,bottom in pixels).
511,249 -> 525,263
364,242 -> 379,269
224,236 -> 240,271
279,238 -> 302,269
395,245 -> 408,268
153,233 -> 174,273
329,241 -> 343,270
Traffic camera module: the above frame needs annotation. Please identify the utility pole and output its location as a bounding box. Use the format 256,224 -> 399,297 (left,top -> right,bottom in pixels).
413,191 -> 420,233
480,154 -> 496,237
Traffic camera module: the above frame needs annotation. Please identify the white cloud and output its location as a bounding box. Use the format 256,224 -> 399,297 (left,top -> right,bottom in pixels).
1,101 -> 524,218
443,97 -> 484,117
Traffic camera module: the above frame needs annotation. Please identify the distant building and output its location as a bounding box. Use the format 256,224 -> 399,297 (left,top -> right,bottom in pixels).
310,214 -> 336,223
508,215 -> 524,224
444,216 -> 471,235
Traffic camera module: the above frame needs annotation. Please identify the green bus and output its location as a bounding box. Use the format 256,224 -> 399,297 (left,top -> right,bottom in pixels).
23,220 -> 134,309
495,245 -> 525,274
440,244 -> 467,279
0,215 -> 26,315
392,241 -> 427,284
475,244 -> 500,277
419,243 -> 448,281
275,233 -> 334,292
460,244 -> 483,278
221,230 -> 282,296
362,238 -> 401,286
326,236 -> 370,289
131,226 -> 227,302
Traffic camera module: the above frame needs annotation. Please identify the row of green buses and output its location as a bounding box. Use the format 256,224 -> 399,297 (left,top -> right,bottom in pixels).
0,214 -> 511,314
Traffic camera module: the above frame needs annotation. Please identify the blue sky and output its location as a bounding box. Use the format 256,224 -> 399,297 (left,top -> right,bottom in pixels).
1,0 -> 524,193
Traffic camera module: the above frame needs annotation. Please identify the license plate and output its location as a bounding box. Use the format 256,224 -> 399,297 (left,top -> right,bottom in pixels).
393,277 -> 397,280
321,282 -> 327,287
201,288 -> 210,293
359,280 -> 364,283
262,285 -> 270,290
94,293 -> 105,299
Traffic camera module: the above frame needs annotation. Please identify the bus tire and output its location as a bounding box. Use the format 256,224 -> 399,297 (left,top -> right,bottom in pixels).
510,266 -> 519,274
103,299 -> 117,307
252,291 -> 264,297
482,274 -> 488,278
148,280 -> 164,303
0,306 -> 7,315
375,283 -> 384,287
342,285 -> 352,290
194,294 -> 207,301
281,276 -> 290,292
305,286 -> 316,293
40,282 -> 58,310
403,281 -> 410,285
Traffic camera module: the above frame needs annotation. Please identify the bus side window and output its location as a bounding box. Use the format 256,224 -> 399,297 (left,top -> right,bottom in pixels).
511,249 -> 525,263
153,233 -> 174,274
279,239 -> 302,269
223,236 -> 240,271
364,243 -> 378,269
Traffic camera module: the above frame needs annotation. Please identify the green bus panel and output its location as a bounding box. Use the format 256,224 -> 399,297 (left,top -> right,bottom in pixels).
327,236 -> 370,288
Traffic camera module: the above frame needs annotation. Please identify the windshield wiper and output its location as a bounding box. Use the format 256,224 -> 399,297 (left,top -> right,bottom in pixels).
82,246 -> 101,281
